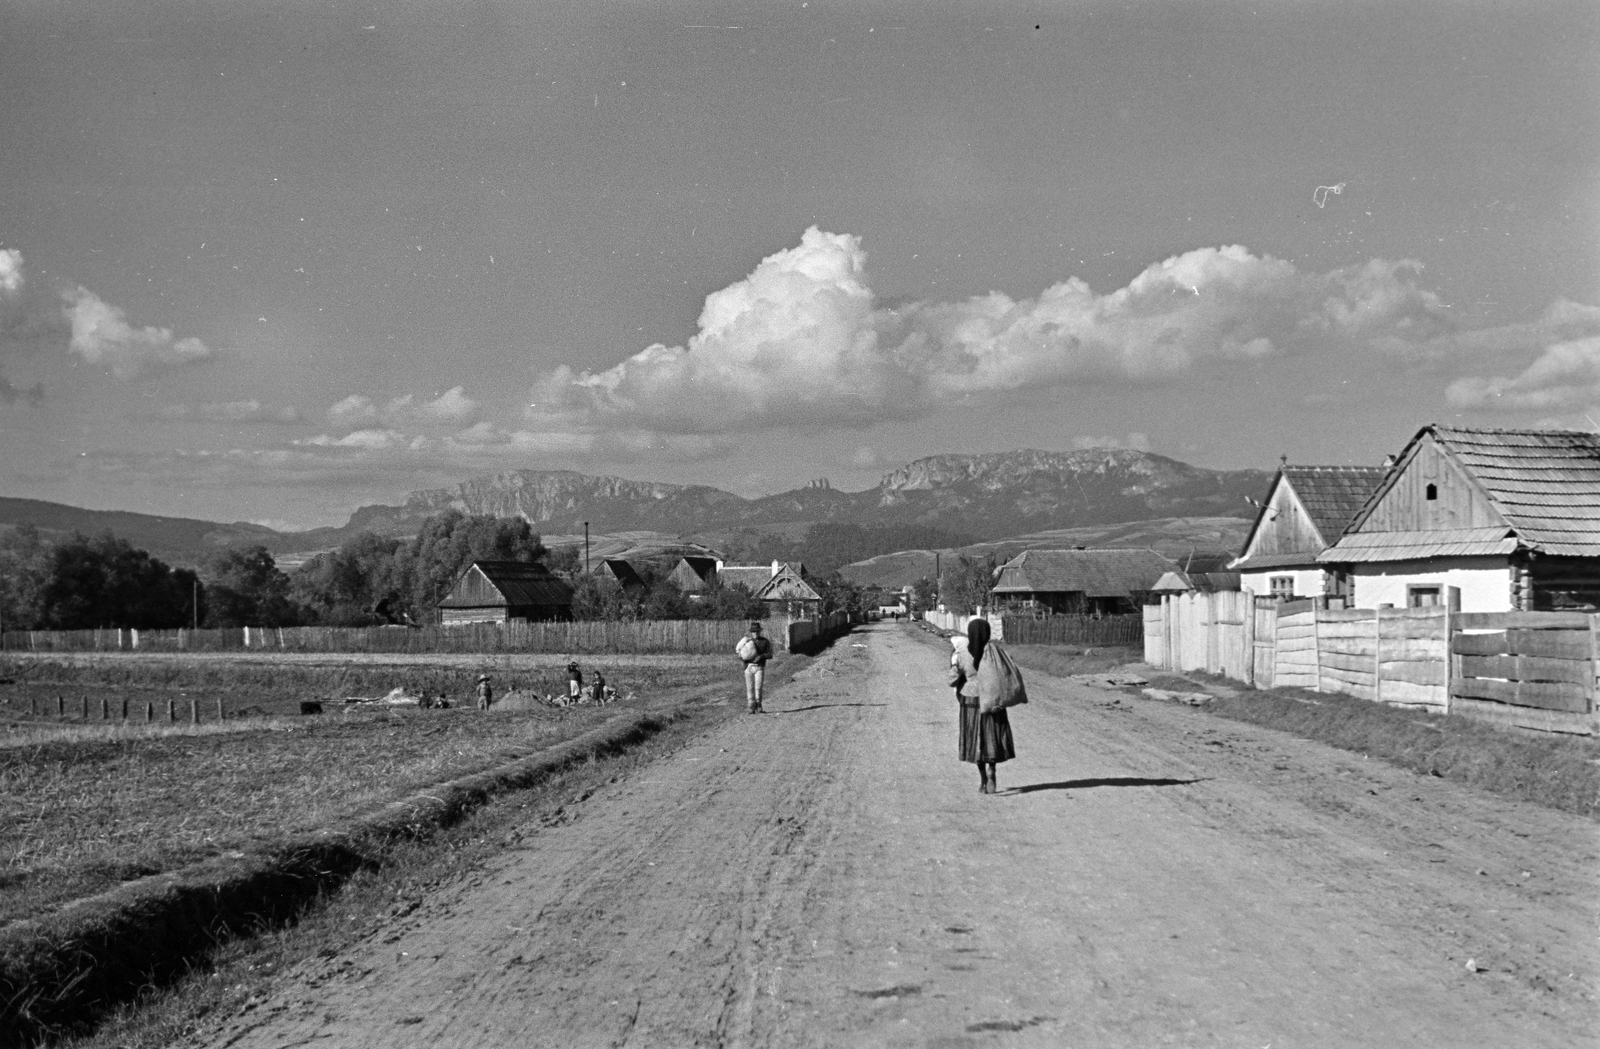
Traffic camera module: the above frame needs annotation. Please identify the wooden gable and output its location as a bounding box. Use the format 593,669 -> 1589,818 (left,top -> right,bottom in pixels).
1354,432 -> 1508,533
443,564 -> 507,607
1240,475 -> 1324,559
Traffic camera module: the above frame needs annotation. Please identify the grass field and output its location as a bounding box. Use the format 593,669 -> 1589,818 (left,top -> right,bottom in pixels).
0,653 -> 734,928
0,652 -> 717,724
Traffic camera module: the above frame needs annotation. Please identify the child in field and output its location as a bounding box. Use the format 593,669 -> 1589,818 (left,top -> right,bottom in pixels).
567,661 -> 583,701
475,674 -> 493,710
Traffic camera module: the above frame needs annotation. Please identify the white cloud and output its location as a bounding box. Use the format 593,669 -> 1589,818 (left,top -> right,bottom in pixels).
326,386 -> 479,427
1072,432 -> 1152,452
0,249 -> 22,295
63,286 -> 215,379
162,400 -> 302,424
532,228 -> 1491,438
301,428 -> 409,450
1447,335 -> 1600,410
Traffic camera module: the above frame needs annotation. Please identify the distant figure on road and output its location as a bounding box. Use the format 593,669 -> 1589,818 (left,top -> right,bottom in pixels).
567,661 -> 584,702
475,674 -> 493,710
736,621 -> 774,713
948,619 -> 1015,794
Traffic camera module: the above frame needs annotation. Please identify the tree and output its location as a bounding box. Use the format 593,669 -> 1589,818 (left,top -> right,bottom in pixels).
910,575 -> 938,614
31,532 -> 199,629
202,545 -> 303,627
569,575 -> 634,620
814,572 -> 864,618
0,524 -> 51,630
290,531 -> 405,626
938,554 -> 995,615
396,510 -> 549,623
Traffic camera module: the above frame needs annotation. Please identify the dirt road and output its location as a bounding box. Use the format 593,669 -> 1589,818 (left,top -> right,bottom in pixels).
194,623 -> 1597,1048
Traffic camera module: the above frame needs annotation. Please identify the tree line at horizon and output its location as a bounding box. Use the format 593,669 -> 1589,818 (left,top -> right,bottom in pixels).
0,512 -> 945,631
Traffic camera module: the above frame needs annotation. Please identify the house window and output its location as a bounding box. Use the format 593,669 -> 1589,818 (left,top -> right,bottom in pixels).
1425,483 -> 1438,500
1407,585 -> 1442,608
1269,576 -> 1295,599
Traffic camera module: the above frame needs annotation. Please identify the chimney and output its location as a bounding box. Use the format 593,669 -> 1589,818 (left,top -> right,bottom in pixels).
715,559 -> 724,572
771,560 -> 781,577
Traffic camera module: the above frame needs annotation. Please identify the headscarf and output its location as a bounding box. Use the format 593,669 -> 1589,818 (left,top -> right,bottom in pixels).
966,618 -> 991,669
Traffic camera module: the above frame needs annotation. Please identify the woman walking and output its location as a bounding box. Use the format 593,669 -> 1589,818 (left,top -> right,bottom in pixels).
948,618 -> 1015,794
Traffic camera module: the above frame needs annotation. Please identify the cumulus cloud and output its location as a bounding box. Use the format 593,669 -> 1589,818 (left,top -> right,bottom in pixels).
532,228 -> 1490,437
326,386 -> 479,427
161,400 -> 302,424
1072,432 -> 1152,452
0,249 -> 22,295
63,286 -> 215,379
301,428 -> 413,450
1447,334 -> 1600,411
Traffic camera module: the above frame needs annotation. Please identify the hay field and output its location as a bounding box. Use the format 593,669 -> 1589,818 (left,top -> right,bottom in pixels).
0,653 -> 733,927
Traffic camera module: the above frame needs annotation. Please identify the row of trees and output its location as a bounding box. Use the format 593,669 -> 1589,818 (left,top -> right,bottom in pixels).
0,511 -> 873,630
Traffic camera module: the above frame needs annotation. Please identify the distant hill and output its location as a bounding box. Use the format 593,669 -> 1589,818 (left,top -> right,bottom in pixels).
332,449 -> 1272,546
0,497 -> 282,567
0,448 -> 1275,568
836,516 -> 1255,589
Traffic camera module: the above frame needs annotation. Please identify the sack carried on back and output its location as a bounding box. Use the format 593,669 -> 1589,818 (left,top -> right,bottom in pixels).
976,641 -> 1028,714
736,636 -> 761,663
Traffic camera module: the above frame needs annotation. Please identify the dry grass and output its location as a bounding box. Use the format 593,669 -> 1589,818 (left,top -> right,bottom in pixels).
1005,644 -> 1146,679
0,652 -> 715,723
1193,676 -> 1600,820
36,693 -> 746,1049
0,654 -> 732,928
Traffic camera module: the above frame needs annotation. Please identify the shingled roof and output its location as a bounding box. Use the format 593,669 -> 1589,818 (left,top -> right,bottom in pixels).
1280,465 -> 1389,545
991,548 -> 1177,597
437,561 -> 574,609
1422,427 -> 1600,556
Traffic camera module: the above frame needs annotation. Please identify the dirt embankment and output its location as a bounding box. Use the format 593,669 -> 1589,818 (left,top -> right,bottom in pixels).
178,623 -> 1596,1048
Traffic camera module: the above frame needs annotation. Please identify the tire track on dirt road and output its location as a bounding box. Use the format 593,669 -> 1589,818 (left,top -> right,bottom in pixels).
191,624 -> 1596,1048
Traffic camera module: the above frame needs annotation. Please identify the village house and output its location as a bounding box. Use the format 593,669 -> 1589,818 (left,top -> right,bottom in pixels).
1228,464 -> 1388,600
989,548 -> 1178,616
1318,426 -> 1600,612
592,557 -> 645,594
667,556 -> 825,618
436,560 -> 574,624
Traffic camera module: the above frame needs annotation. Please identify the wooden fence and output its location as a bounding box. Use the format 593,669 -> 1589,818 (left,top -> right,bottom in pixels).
1001,614 -> 1142,648
0,619 -> 778,657
1145,592 -> 1599,735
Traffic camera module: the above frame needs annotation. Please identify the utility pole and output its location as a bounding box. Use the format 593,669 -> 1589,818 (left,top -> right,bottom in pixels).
935,551 -> 942,610
582,521 -> 590,575
192,578 -> 198,631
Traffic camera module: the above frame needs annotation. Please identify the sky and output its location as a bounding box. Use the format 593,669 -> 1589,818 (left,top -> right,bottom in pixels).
1,0 -> 1597,530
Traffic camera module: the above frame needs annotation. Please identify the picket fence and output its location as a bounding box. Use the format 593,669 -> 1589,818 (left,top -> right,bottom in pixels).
1144,592 -> 1600,735
0,619 -> 784,657
921,610 -> 1005,640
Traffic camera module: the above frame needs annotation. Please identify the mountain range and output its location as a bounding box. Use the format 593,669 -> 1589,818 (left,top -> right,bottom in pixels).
0,449 -> 1274,567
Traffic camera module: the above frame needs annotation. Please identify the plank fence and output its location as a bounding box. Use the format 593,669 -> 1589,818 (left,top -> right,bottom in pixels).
1146,591 -> 1600,735
0,618 -> 791,657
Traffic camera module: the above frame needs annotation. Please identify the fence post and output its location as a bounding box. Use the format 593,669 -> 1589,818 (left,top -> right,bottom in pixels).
146,701 -> 154,722
1312,602 -> 1322,693
1446,587 -> 1460,716
191,697 -> 199,725
1242,593 -> 1255,687
100,696 -> 109,720
121,697 -> 128,720
167,698 -> 176,723
216,696 -> 224,721
56,694 -> 63,716
80,694 -> 88,720
1373,605 -> 1383,706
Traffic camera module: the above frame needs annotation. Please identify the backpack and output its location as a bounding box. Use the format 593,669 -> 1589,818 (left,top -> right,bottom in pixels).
976,641 -> 1028,714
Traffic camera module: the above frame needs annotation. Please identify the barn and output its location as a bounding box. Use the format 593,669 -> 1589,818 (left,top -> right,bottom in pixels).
990,549 -> 1177,616
1319,426 -> 1600,613
436,560 -> 574,624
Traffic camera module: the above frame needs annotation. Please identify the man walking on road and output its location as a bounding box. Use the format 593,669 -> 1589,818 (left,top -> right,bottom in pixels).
736,620 -> 773,713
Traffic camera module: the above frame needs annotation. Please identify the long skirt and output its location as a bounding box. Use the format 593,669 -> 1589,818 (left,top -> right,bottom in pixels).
958,700 -> 1015,764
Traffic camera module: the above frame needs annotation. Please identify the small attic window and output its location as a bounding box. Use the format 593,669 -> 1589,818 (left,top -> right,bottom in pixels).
1425,483 -> 1438,501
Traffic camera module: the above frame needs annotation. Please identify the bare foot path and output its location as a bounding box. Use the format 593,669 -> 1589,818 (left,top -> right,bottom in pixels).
192,622 -> 1598,1048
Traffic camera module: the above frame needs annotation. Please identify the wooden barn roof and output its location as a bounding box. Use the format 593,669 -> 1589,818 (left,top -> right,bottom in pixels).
1341,426 -> 1600,558
991,548 -> 1176,597
438,560 -> 573,609
1279,465 -> 1389,545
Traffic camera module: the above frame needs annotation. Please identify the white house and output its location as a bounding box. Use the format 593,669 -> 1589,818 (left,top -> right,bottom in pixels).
1228,464 -> 1386,600
1318,426 -> 1600,613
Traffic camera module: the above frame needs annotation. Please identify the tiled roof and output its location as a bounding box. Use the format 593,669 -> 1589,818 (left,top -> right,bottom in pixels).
991,548 -> 1176,597
1281,465 -> 1388,544
1431,427 -> 1600,556
718,565 -> 775,592
1320,527 -> 1518,562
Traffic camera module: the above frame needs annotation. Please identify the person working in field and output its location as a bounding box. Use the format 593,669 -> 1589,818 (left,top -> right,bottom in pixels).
566,661 -> 583,702
947,619 -> 1017,794
475,674 -> 493,710
735,620 -> 773,713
